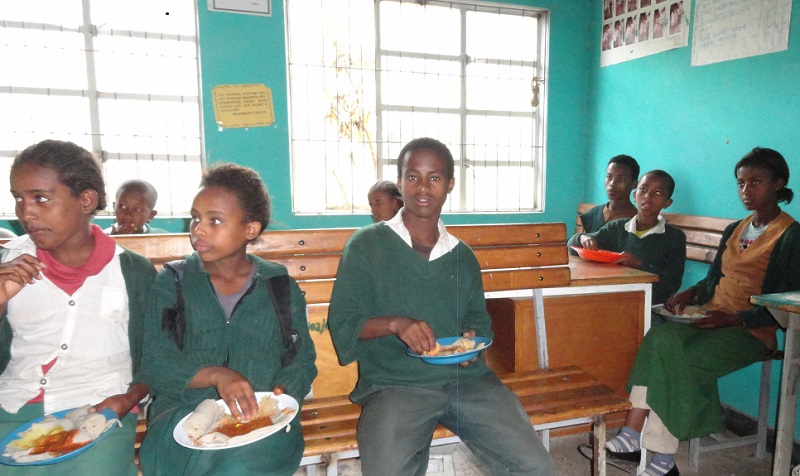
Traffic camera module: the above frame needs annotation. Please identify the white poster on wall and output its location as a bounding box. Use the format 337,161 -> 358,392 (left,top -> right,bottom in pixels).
600,0 -> 691,67
691,0 -> 792,66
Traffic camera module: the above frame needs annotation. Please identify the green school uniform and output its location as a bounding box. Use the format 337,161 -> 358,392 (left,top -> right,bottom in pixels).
139,253 -> 317,476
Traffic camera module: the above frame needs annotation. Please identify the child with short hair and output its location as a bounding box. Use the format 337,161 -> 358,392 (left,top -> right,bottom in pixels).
569,170 -> 686,305
107,179 -> 166,235
579,154 -> 640,234
0,140 -> 156,475
367,180 -> 403,223
139,163 -> 317,475
329,137 -> 555,475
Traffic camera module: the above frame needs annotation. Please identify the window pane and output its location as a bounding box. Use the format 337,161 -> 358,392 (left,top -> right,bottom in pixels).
379,2 -> 460,56
380,56 -> 461,108
98,99 -> 201,155
466,10 -> 539,60
466,62 -> 535,112
1,0 -> 82,24
94,35 -> 199,95
91,0 -> 196,35
0,94 -> 92,147
0,29 -> 87,90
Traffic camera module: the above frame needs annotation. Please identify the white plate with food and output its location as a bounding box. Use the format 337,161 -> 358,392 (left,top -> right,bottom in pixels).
652,304 -> 709,323
173,392 -> 298,450
406,336 -> 492,365
0,407 -> 118,466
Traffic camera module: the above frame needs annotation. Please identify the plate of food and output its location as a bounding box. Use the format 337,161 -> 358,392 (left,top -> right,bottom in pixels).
652,304 -> 710,323
406,336 -> 492,365
173,392 -> 298,450
571,246 -> 624,263
0,406 -> 119,466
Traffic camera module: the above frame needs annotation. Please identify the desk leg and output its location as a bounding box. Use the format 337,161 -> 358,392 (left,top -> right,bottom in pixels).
773,312 -> 800,476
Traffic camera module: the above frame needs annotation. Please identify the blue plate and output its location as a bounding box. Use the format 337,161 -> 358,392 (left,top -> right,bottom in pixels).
0,408 -> 118,466
406,336 -> 492,365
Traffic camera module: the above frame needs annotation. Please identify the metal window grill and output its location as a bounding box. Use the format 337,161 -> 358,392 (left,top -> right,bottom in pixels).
0,0 -> 203,217
287,0 -> 548,214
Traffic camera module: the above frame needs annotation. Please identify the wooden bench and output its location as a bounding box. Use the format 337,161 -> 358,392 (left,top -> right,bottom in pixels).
115,223 -> 631,476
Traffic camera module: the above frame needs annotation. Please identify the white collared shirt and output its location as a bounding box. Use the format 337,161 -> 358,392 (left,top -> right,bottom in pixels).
385,208 -> 459,261
0,236 -> 132,414
623,214 -> 668,239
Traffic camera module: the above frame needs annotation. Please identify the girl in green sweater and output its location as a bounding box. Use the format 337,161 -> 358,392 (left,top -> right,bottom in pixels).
140,164 -> 317,475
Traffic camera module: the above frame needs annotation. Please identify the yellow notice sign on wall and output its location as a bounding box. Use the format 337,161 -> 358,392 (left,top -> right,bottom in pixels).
211,84 -> 275,128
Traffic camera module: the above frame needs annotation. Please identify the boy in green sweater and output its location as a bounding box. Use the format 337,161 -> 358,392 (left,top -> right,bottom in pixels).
329,138 -> 554,476
568,169 -> 686,305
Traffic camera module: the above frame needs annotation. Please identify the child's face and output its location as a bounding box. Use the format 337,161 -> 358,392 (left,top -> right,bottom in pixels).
113,188 -> 156,234
10,164 -> 96,251
634,174 -> 672,219
368,190 -> 401,222
189,185 -> 260,264
737,165 -> 784,212
605,163 -> 636,201
398,148 -> 454,222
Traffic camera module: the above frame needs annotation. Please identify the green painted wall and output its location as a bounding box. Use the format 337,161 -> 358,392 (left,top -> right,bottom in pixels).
586,0 -> 800,439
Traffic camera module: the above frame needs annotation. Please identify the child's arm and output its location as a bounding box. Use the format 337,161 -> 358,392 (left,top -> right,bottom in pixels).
91,382 -> 149,418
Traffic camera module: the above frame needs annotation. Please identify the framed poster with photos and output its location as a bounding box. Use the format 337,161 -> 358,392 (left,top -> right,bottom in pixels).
601,0 -> 690,66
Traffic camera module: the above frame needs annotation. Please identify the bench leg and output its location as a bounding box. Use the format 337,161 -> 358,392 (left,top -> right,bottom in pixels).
305,464 -> 318,476
592,415 -> 607,476
538,429 -> 550,451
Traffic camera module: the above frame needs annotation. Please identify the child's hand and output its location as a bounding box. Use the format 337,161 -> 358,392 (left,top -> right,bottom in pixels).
212,368 -> 258,422
691,310 -> 742,329
0,254 -> 45,304
392,317 -> 436,355
579,235 -> 598,250
91,393 -> 136,419
90,383 -> 147,419
614,252 -> 642,269
665,287 -> 698,315
110,222 -> 139,235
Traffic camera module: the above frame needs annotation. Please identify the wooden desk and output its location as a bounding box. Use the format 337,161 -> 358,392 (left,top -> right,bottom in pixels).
750,291 -> 800,476
486,256 -> 657,398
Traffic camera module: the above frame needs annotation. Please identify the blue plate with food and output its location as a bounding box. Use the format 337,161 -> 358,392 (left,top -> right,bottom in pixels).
406,336 -> 492,365
0,407 -> 119,466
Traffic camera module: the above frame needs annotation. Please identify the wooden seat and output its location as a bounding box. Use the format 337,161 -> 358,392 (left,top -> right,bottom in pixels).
299,366 -> 630,476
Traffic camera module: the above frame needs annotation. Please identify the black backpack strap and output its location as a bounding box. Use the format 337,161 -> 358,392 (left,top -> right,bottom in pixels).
267,274 -> 300,367
161,259 -> 187,350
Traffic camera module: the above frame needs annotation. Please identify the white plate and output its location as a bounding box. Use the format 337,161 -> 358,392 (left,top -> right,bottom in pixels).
652,304 -> 709,323
173,392 -> 298,450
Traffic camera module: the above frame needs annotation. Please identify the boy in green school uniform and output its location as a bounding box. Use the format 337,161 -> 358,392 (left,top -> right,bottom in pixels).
329,137 -> 555,476
569,170 -> 686,305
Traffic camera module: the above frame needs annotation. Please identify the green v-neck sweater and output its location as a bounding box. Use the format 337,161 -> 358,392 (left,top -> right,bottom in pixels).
329,223 -> 493,402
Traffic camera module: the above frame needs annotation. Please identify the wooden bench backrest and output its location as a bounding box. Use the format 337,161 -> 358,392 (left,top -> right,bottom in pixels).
575,203 -> 735,265
115,222 -> 571,398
